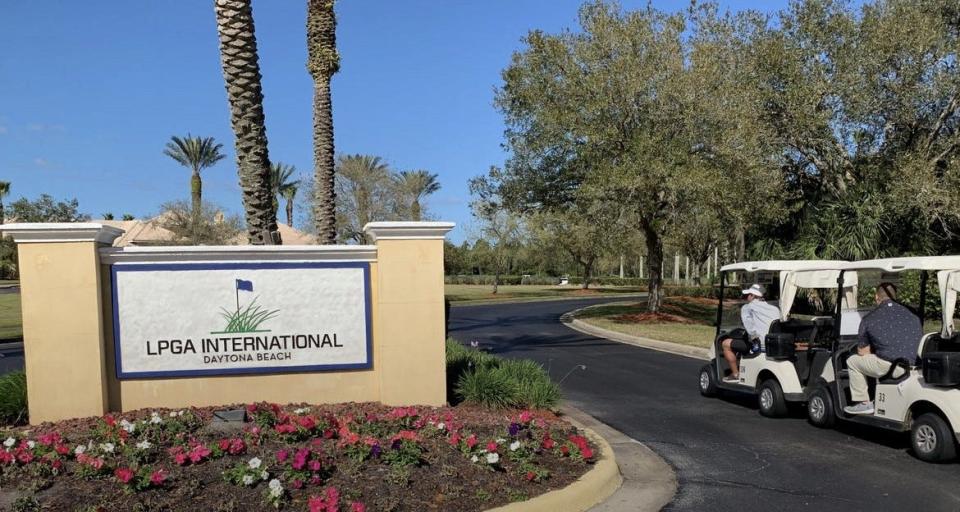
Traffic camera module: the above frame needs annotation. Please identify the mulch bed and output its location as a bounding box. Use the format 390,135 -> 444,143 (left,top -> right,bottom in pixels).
0,403 -> 595,511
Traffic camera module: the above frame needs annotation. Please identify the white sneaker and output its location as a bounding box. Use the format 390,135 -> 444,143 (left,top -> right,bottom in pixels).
722,375 -> 739,383
844,402 -> 874,415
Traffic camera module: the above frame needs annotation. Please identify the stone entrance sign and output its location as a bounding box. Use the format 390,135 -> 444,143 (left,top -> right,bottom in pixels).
2,221 -> 453,424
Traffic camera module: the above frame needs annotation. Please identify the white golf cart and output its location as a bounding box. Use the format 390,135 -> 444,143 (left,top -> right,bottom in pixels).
699,260 -> 851,417
805,256 -> 960,462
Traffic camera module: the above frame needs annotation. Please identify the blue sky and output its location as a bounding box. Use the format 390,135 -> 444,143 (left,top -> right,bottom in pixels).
0,0 -> 793,243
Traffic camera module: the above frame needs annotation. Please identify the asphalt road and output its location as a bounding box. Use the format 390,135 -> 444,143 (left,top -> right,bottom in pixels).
449,297 -> 960,512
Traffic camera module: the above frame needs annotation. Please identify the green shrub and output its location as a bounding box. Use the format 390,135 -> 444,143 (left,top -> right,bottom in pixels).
455,367 -> 519,409
0,370 -> 27,425
447,339 -> 561,409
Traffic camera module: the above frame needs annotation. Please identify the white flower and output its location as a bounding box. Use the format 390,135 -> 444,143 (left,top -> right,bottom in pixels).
242,474 -> 254,486
74,444 -> 86,456
470,455 -> 479,463
136,440 -> 152,450
150,412 -> 163,424
260,470 -> 269,481
120,419 -> 136,434
486,452 -> 500,464
248,457 -> 262,469
26,440 -> 35,449
496,438 -> 506,444
177,410 -> 185,417
169,411 -> 178,418
436,422 -> 446,431
293,407 -> 310,415
510,441 -> 521,452
3,437 -> 14,448
100,442 -> 115,454
268,478 -> 283,497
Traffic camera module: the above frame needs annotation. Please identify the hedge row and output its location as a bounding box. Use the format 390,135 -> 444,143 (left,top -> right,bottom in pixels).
445,274 -> 560,285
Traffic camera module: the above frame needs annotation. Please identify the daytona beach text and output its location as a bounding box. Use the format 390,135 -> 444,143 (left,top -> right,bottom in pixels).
145,334 -> 343,357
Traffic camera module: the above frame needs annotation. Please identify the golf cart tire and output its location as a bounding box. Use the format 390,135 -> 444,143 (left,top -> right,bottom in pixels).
807,387 -> 836,428
758,378 -> 788,418
699,364 -> 718,397
911,412 -> 957,463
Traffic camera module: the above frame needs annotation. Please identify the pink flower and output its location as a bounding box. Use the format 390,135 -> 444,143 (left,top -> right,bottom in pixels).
292,448 -> 310,470
174,453 -> 188,465
526,471 -> 536,481
0,451 -> 14,465
350,502 -> 366,512
218,439 -> 231,451
114,467 -> 135,484
466,434 -> 477,449
449,432 -> 461,447
16,451 -> 33,464
189,444 -> 211,463
309,459 -> 322,472
246,403 -> 258,413
292,479 -> 304,490
486,441 -> 498,453
150,469 -> 167,486
276,449 -> 289,463
519,410 -> 533,424
228,438 -> 246,455
298,416 -> 317,430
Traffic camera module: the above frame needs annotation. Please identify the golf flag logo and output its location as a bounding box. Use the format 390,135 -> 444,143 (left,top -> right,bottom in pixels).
211,278 -> 279,334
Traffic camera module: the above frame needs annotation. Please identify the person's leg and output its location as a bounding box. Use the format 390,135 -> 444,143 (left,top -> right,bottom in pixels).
722,338 -> 742,380
844,354 -> 891,414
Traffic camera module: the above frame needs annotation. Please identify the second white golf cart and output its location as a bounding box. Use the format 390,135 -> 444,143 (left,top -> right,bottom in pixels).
805,256 -> 960,462
699,260 -> 852,417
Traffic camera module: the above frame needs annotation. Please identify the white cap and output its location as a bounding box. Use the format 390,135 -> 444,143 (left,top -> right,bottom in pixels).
741,283 -> 765,298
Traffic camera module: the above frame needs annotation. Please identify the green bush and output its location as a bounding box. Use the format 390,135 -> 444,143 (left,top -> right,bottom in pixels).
446,339 -> 561,409
444,274 -> 560,285
0,370 -> 28,425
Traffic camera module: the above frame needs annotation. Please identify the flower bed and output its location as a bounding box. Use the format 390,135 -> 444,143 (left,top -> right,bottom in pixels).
0,402 -> 596,511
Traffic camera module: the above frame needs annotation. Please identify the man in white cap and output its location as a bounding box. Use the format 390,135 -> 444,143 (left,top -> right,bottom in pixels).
720,283 -> 781,383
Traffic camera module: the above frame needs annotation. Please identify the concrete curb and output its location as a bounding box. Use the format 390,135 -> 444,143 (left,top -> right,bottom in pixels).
561,306 -> 710,361
561,405 -> 677,512
0,341 -> 23,354
487,417 -> 622,512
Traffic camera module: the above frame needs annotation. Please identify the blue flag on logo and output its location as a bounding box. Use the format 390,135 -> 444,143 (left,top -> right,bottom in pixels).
236,279 -> 253,292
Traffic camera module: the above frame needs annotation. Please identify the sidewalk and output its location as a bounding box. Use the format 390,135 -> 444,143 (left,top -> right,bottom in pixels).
561,405 -> 677,512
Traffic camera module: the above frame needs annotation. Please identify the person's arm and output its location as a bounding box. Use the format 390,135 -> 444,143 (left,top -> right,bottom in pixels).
857,316 -> 872,355
742,304 -> 758,340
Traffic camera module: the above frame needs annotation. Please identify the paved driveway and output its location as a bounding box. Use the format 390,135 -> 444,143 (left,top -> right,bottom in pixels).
449,297 -> 960,511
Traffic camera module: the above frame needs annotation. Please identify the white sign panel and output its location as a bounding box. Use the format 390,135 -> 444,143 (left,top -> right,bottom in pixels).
111,262 -> 372,378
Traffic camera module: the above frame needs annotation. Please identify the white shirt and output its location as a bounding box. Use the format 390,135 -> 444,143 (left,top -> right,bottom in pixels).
741,299 -> 780,341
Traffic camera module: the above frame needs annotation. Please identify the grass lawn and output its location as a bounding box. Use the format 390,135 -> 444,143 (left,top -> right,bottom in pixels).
574,296 -> 718,348
0,293 -> 22,340
445,284 -> 645,304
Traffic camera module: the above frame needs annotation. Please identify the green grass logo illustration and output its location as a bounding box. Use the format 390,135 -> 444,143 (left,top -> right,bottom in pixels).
210,279 -> 279,334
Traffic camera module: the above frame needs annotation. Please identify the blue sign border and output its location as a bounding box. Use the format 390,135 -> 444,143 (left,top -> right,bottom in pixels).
111,261 -> 374,379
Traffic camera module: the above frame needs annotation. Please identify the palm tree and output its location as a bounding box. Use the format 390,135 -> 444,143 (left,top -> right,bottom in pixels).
214,0 -> 280,245
270,162 -> 300,226
396,170 -> 441,221
281,184 -> 298,228
0,181 -> 9,225
336,154 -> 393,242
163,135 -> 225,221
307,0 -> 340,244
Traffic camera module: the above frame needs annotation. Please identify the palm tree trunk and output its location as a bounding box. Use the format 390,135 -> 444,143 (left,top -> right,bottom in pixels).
312,77 -> 336,244
0,200 -> 4,226
411,200 -> 422,221
285,197 -> 294,227
191,170 -> 202,215
214,0 -> 279,245
307,0 -> 339,245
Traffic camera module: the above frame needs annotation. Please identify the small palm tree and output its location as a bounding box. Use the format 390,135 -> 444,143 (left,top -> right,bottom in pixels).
307,0 -> 340,244
0,181 -> 9,225
270,162 -> 300,226
163,135 -> 225,221
396,170 -> 441,221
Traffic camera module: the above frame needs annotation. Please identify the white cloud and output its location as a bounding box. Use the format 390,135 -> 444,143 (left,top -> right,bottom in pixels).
33,158 -> 48,167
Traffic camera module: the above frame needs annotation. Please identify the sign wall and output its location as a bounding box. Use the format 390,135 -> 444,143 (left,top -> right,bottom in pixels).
111,262 -> 372,378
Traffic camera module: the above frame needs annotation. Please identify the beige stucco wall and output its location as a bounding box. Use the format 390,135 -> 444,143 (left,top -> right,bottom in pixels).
13,223 -> 450,423
19,242 -> 109,423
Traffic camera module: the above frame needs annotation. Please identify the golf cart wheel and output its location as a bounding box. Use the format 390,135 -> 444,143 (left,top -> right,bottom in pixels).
807,387 -> 836,428
758,379 -> 788,418
911,413 -> 957,463
699,364 -> 718,397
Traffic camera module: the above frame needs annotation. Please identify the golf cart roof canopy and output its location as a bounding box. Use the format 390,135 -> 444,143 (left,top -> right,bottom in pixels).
720,260 -> 850,272
848,256 -> 960,272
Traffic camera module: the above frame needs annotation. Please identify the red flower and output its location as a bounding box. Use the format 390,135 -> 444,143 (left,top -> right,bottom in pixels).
228,438 -> 246,455
103,414 -> 117,427
276,449 -> 289,463
526,471 -> 536,481
16,451 -> 33,464
218,439 -> 231,451
50,459 -> 63,471
582,447 -> 594,459
466,434 -> 477,449
188,444 -> 211,463
486,441 -> 498,453
350,502 -> 367,512
449,432 -> 461,447
150,469 -> 167,486
0,451 -> 14,465
560,446 -> 569,456
246,403 -> 257,413
54,443 -> 70,456
519,410 -> 533,424
114,467 -> 135,484
390,430 -> 418,444
298,416 -> 317,430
